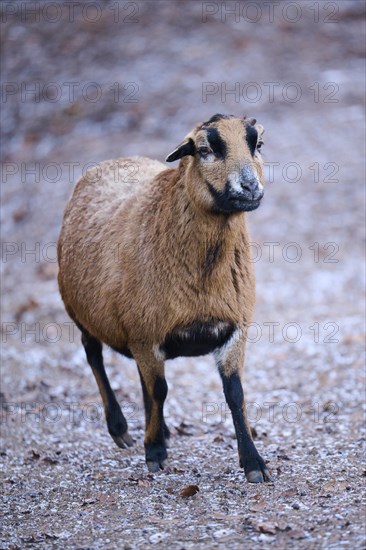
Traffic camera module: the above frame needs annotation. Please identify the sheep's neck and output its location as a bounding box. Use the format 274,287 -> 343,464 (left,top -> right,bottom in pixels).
167,168 -> 250,275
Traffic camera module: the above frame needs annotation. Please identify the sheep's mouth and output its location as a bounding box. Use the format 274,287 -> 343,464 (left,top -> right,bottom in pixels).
229,197 -> 262,212
207,180 -> 262,214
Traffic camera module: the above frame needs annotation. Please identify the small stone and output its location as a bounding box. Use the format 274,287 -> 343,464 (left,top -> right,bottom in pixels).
213,529 -> 234,540
149,533 -> 168,544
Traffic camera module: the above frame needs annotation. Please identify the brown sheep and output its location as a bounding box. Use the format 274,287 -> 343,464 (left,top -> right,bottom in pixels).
57,114 -> 271,483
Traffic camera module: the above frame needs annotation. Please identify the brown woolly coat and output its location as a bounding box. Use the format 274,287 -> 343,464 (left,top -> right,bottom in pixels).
58,156 -> 255,349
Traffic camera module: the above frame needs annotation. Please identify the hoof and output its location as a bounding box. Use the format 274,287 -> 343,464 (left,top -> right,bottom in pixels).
242,454 -> 273,483
111,431 -> 134,449
161,459 -> 171,472
147,460 -> 160,473
246,468 -> 272,483
146,459 -> 170,473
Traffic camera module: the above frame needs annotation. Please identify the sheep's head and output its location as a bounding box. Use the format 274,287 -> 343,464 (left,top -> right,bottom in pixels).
166,114 -> 265,214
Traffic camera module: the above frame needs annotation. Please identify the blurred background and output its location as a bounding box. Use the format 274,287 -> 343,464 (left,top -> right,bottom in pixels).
1,1 -> 365,547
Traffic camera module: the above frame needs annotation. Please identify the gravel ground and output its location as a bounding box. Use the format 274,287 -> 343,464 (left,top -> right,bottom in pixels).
1,1 -> 365,548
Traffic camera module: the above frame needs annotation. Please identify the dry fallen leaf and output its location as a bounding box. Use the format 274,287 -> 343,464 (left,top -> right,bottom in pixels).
43,533 -> 59,540
253,521 -> 278,535
322,400 -> 337,412
248,500 -> 266,512
37,262 -> 58,281
213,512 -> 243,521
282,487 -> 298,498
12,207 -> 28,223
81,499 -> 97,507
290,528 -> 307,539
15,298 -> 39,322
137,479 -> 151,488
180,484 -> 199,498
91,472 -> 105,480
322,480 -> 349,493
42,456 -> 59,465
175,422 -> 193,436
30,450 -> 40,460
97,494 -> 116,503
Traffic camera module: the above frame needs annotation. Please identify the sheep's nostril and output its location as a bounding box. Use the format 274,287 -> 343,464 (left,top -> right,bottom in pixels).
241,181 -> 259,199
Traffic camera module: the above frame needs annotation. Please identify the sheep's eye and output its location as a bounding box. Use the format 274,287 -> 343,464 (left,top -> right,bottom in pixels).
257,141 -> 264,151
198,147 -> 211,157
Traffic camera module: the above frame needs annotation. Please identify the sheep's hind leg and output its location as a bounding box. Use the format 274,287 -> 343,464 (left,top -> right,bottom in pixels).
131,346 -> 169,472
214,335 -> 272,483
81,330 -> 134,449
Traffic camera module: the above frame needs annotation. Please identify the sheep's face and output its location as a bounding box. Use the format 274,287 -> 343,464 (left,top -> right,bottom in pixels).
166,114 -> 265,214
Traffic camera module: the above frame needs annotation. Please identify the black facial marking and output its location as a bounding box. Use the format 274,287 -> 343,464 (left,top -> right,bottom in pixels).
206,127 -> 227,160
161,320 -> 235,359
204,242 -> 222,276
245,124 -> 258,156
207,180 -> 261,214
207,181 -> 227,212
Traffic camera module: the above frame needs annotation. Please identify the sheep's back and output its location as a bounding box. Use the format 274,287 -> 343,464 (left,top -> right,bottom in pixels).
57,156 -> 165,342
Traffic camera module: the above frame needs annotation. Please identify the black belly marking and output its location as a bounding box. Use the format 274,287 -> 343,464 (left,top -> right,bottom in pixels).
111,345 -> 133,358
161,319 -> 236,360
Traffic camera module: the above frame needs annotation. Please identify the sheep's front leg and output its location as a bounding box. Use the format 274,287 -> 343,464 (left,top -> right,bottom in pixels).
214,333 -> 272,483
131,345 -> 169,473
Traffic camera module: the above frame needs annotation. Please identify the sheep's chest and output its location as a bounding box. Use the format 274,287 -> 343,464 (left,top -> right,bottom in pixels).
160,319 -> 236,360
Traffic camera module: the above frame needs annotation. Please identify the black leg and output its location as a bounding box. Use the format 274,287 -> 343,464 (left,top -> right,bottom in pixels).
81,331 -> 133,449
138,368 -> 170,443
219,370 -> 271,482
130,345 -> 169,472
143,376 -> 169,471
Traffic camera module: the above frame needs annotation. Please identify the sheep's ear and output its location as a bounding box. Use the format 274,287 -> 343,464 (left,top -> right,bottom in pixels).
246,117 -> 265,139
165,138 -> 195,162
246,117 -> 257,126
